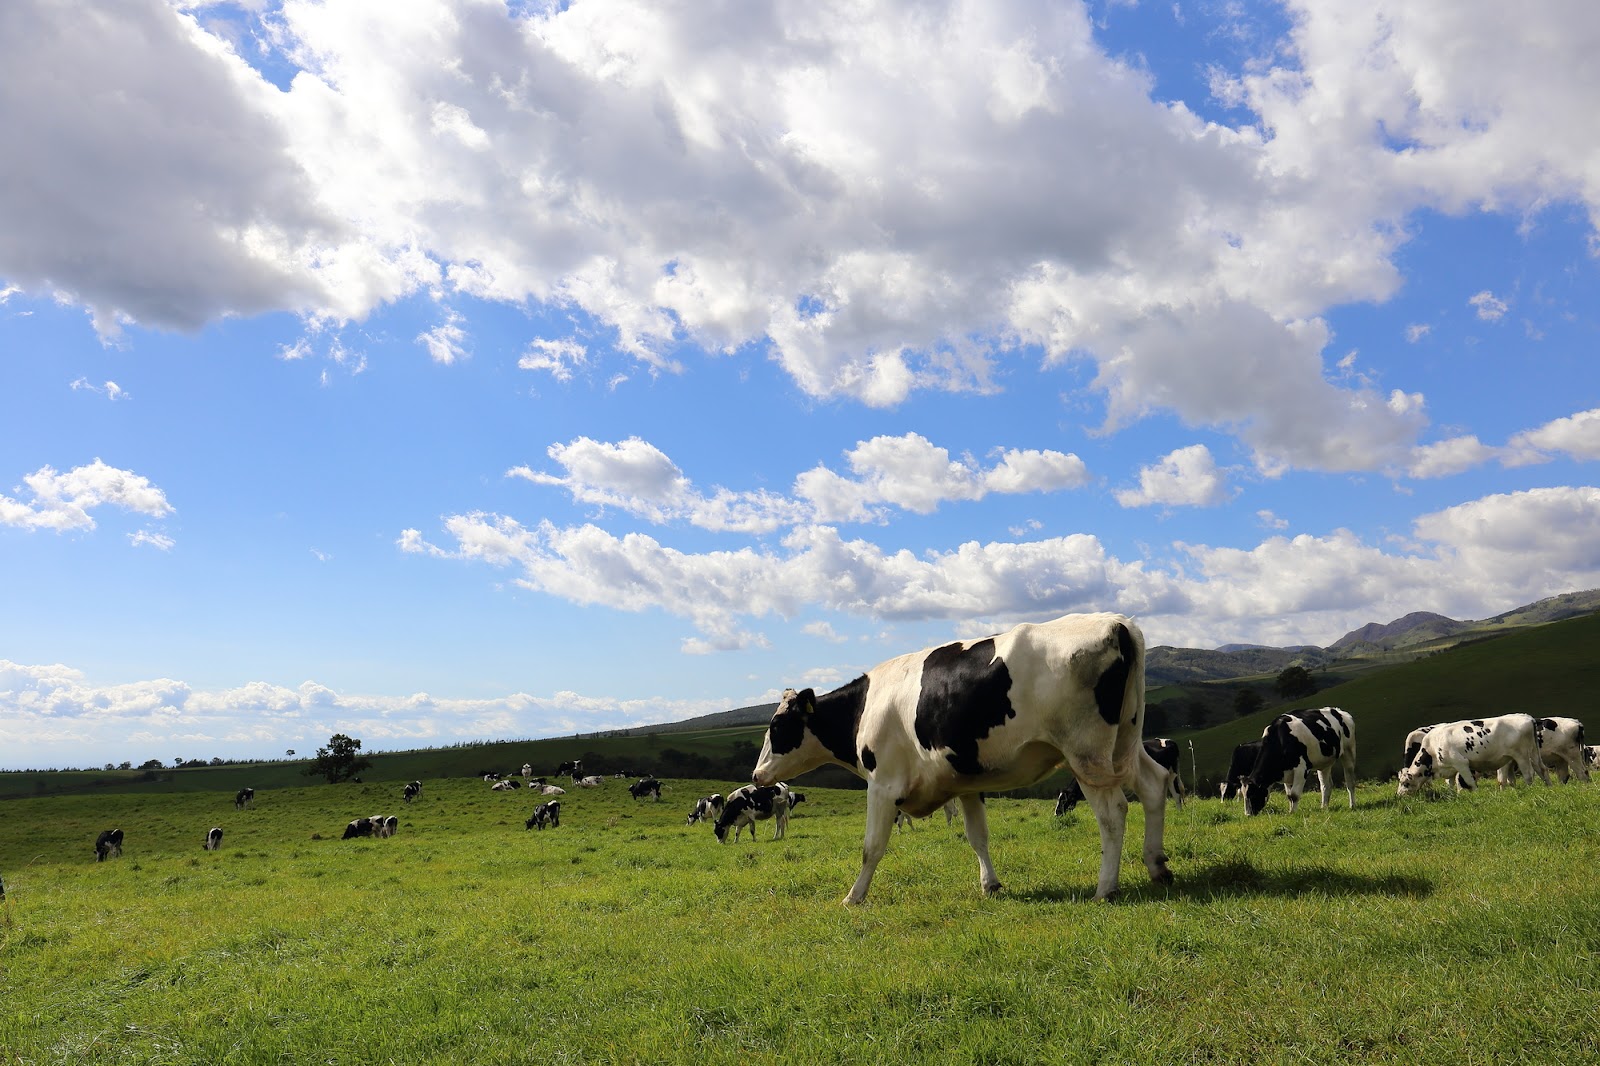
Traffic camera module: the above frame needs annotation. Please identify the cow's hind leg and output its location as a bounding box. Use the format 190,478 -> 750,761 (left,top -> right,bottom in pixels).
1078,782 -> 1130,900
843,783 -> 901,906
1132,752 -> 1174,888
958,792 -> 1002,897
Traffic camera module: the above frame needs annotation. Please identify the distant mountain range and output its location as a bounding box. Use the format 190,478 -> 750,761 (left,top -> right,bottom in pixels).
1147,588 -> 1600,686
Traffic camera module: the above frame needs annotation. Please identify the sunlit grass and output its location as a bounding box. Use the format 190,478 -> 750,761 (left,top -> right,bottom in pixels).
3,777 -> 1599,1063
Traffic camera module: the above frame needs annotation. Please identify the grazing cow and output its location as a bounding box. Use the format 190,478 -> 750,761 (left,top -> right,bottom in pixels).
343,817 -> 375,839
1219,740 -> 1263,800
786,791 -> 807,811
95,829 -> 125,862
751,613 -> 1171,904
402,781 -> 422,803
629,778 -> 663,801
525,800 -> 561,830
1059,738 -> 1185,815
540,784 -> 566,796
555,761 -> 582,778
687,794 -> 724,825
714,783 -> 791,842
203,827 -> 223,851
1243,707 -> 1357,816
1585,745 -> 1600,774
1516,717 -> 1590,783
577,775 -> 604,788
1398,714 -> 1548,795
369,815 -> 398,839
234,787 -> 255,810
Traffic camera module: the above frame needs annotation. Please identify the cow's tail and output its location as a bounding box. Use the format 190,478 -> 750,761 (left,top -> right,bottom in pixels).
1107,618 -> 1147,784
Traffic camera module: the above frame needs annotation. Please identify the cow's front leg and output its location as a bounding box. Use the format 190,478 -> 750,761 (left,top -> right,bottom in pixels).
843,782 -> 901,906
1455,765 -> 1477,791
958,792 -> 1002,896
1284,766 -> 1305,813
1078,783 -> 1129,900
1317,768 -> 1333,809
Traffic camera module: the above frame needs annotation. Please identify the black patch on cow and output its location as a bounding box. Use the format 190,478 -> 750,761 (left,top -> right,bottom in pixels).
1145,738 -> 1179,773
813,676 -> 869,767
1222,740 -> 1262,799
861,747 -> 877,773
913,638 -> 1015,775
1300,709 -> 1346,760
1539,718 -> 1559,733
1092,623 -> 1137,726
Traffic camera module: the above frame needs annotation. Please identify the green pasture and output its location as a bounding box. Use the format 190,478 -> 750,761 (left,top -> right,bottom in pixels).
3,773 -> 1599,1064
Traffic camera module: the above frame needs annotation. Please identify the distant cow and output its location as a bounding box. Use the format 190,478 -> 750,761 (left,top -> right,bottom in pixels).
1243,707 -> 1357,816
491,779 -> 521,791
687,794 -> 724,825
95,829 -> 125,862
235,787 -> 255,810
403,781 -> 422,803
1398,714 -> 1547,795
556,761 -> 583,778
203,827 -> 223,851
629,778 -> 662,801
369,815 -> 398,838
577,775 -> 604,788
1218,740 -> 1263,800
540,784 -> 567,796
714,783 -> 791,843
752,613 -> 1169,904
343,817 -> 375,839
521,763 -> 533,777
1586,745 -> 1599,774
786,791 -> 807,811
1056,739 -> 1185,814
526,800 -> 561,830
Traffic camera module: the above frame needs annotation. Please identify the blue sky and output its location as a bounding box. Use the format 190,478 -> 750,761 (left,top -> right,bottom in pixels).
3,0 -> 1598,770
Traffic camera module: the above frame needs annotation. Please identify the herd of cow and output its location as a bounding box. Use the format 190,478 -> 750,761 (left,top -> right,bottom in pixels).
43,613 -> 1593,911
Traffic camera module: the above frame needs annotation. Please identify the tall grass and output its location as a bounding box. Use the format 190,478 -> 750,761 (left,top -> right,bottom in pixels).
3,775 -> 1599,1063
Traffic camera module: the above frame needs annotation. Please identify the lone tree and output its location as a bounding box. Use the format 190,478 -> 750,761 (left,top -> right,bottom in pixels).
304,733 -> 372,784
1274,665 -> 1317,700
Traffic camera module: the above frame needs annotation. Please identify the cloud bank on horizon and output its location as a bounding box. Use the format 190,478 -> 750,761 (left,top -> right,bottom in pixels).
2,0 -> 1598,767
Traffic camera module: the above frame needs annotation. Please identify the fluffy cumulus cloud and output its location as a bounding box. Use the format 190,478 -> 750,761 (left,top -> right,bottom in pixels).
15,1 -> 1600,470
510,431 -> 1089,532
0,659 -> 727,764
0,459 -> 174,534
1115,445 -> 1230,509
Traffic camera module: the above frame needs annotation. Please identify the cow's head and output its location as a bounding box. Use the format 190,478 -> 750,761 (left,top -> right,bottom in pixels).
752,688 -> 828,786
1396,748 -> 1435,796
1243,718 -> 1300,815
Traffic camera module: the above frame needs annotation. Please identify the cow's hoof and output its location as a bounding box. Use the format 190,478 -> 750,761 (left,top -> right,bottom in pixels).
982,881 -> 1003,897
1151,867 -> 1174,886
1094,889 -> 1120,903
842,894 -> 866,907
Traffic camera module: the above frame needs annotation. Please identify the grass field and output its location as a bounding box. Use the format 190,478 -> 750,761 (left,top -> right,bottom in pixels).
4,773 -> 1599,1064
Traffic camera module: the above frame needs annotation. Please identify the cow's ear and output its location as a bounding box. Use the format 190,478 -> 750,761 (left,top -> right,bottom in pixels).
799,688 -> 816,715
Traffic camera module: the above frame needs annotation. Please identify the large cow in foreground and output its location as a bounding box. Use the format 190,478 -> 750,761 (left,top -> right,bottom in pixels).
1398,714 -> 1547,795
1243,707 -> 1357,816
751,613 -> 1171,904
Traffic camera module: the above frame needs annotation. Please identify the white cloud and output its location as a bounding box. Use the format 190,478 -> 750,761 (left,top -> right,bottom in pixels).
0,459 -> 174,533
1404,324 -> 1431,343
1256,509 -> 1289,530
1406,435 -> 1499,479
1116,445 -> 1230,508
519,337 -> 589,381
128,529 -> 175,551
1506,407 -> 1600,463
417,311 -> 468,365
1469,290 -> 1509,321
70,378 -> 128,400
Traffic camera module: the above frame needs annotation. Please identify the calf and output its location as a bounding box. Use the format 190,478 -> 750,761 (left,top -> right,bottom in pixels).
752,613 -> 1171,904
203,827 -> 223,851
402,780 -> 422,803
1055,739 -> 1184,814
629,778 -> 663,801
1243,707 -> 1357,816
1219,740 -> 1263,800
342,817 -> 375,839
687,794 -> 724,825
235,787 -> 255,810
95,829 -> 125,862
525,800 -> 561,830
713,783 -> 791,843
1398,714 -> 1547,795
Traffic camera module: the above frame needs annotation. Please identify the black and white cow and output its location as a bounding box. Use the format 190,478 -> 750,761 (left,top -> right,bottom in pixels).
1585,745 -> 1600,774
402,780 -> 422,803
521,763 -> 533,778
491,779 -> 521,790
1219,739 -> 1264,800
629,778 -> 663,801
539,784 -> 566,796
342,817 -> 375,839
203,827 -> 223,851
576,775 -> 604,788
786,791 -> 807,811
687,794 -> 724,825
526,800 -> 561,830
555,761 -> 583,779
1243,707 -> 1357,816
1053,738 -> 1183,814
368,815 -> 398,838
713,783 -> 791,843
751,613 -> 1171,904
235,787 -> 254,810
1398,714 -> 1547,795
95,829 -> 125,862
1516,717 -> 1590,783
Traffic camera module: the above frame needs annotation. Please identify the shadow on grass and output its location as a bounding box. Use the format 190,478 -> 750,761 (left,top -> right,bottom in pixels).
1008,856 -> 1434,904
